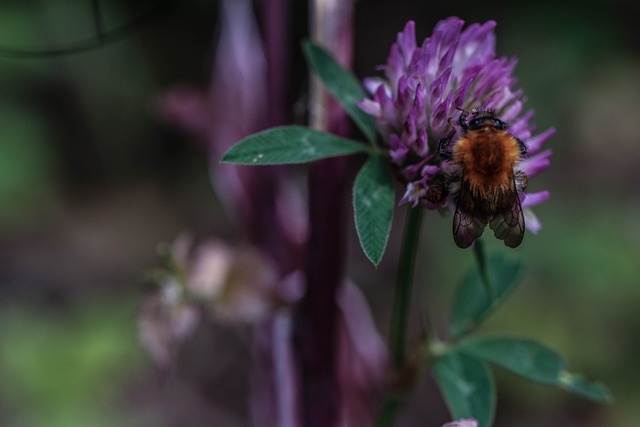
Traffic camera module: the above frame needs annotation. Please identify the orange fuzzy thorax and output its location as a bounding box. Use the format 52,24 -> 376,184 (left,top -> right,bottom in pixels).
453,128 -> 521,197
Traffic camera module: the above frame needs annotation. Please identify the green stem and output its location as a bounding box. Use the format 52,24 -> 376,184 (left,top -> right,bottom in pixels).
375,395 -> 403,427
375,206 -> 423,427
390,206 -> 423,368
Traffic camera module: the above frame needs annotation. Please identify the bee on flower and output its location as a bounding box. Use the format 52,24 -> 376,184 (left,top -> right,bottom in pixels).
439,108 -> 529,248
359,17 -> 554,248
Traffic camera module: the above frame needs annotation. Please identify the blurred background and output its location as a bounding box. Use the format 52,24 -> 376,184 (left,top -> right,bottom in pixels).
1,0 -> 639,426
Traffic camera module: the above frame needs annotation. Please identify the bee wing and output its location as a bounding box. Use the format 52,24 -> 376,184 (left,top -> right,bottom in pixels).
489,195 -> 525,248
453,205 -> 488,248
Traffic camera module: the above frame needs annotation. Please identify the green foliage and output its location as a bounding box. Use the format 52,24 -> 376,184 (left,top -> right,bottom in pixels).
434,351 -> 496,427
559,372 -> 613,403
433,335 -> 612,427
450,254 -> 523,339
452,336 -> 612,405
434,255 -> 613,425
220,126 -> 368,164
0,300 -> 145,427
302,40 -> 376,142
353,156 -> 395,266
459,336 -> 563,385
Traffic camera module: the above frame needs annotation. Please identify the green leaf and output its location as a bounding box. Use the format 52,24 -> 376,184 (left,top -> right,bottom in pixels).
450,254 -> 523,339
302,40 -> 376,142
559,372 -> 613,403
459,336 -> 613,404
353,156 -> 395,266
434,351 -> 496,427
220,126 -> 368,165
459,337 -> 564,385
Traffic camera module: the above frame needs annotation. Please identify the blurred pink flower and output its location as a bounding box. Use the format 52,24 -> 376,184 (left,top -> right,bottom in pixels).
138,286 -> 200,371
188,240 -> 303,323
443,419 -> 478,427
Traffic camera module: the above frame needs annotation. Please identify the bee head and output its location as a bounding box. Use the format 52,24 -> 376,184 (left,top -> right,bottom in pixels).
468,110 -> 508,131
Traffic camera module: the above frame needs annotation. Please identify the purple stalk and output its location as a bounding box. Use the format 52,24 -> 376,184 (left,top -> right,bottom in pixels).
295,1 -> 355,426
161,0 -> 304,424
249,1 -> 303,426
255,0 -> 291,127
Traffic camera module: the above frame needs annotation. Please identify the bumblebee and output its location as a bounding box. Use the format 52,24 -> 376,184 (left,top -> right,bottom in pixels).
439,109 -> 528,248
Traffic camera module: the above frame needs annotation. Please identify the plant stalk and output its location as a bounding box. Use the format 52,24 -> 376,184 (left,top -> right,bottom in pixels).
390,206 -> 423,368
375,205 -> 424,427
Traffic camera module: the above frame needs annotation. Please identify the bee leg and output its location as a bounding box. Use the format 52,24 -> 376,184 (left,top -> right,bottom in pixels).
439,132 -> 454,160
457,108 -> 470,133
516,137 -> 528,157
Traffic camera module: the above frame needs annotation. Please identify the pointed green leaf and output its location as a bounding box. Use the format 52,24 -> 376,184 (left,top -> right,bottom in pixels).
459,337 -> 564,385
459,336 -> 613,404
220,126 -> 368,165
302,40 -> 376,142
434,351 -> 496,427
353,156 -> 394,266
450,254 -> 523,339
559,372 -> 613,403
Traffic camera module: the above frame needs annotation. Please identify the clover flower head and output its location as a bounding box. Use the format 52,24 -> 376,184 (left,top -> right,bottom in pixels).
359,17 -> 553,234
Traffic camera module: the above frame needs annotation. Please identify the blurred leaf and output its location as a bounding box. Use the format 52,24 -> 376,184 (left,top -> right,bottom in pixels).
559,372 -> 613,403
220,126 -> 367,165
353,156 -> 394,266
450,254 -> 523,339
434,351 -> 496,427
302,40 -> 376,142
459,336 -> 563,385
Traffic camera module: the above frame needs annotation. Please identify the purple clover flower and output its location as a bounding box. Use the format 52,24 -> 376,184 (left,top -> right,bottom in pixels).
359,17 -> 553,233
